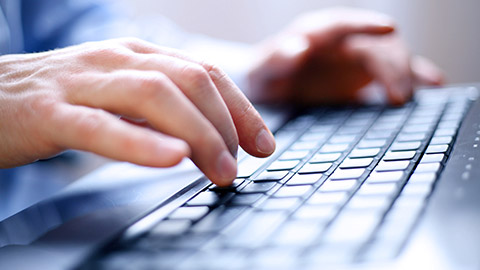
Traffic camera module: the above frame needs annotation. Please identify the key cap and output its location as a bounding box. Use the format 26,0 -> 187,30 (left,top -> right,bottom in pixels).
240,182 -> 277,193
330,168 -> 365,180
396,132 -> 427,142
409,172 -> 436,184
286,173 -> 322,186
272,221 -> 322,246
401,182 -> 432,196
209,179 -> 244,192
252,170 -> 289,182
267,160 -> 300,171
308,192 -> 348,206
346,195 -> 391,211
329,135 -> 357,144
430,136 -> 453,145
340,158 -> 373,169
357,183 -> 398,196
150,219 -> 192,236
186,192 -> 227,206
376,160 -> 410,171
274,185 -> 311,198
425,144 -> 449,154
299,163 -> 333,174
291,141 -> 320,151
366,171 -> 403,183
420,153 -> 445,163
414,162 -> 441,173
310,153 -> 342,163
357,139 -> 387,149
237,156 -> 269,178
294,204 -> 338,220
434,128 -> 456,137
191,206 -> 248,233
300,132 -> 328,142
349,148 -> 381,158
228,194 -> 263,206
319,180 -> 357,192
320,144 -> 350,153
278,150 -> 310,161
260,198 -> 300,211
383,151 -> 416,161
402,124 -> 431,133
169,206 -> 209,221
322,211 -> 381,244
390,141 -> 421,151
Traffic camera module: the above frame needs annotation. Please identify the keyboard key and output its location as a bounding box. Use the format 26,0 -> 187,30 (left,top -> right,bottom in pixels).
150,219 -> 191,236
330,168 -> 365,180
240,182 -> 276,193
291,141 -> 320,150
396,132 -> 427,142
286,173 -> 322,186
322,210 -> 381,244
357,183 -> 398,196
278,150 -> 310,161
383,150 -> 416,161
434,128 -> 456,137
414,162 -> 441,173
267,160 -> 300,171
209,179 -> 244,192
329,135 -> 357,144
366,171 -> 403,183
402,124 -> 431,133
169,206 -> 209,221
274,185 -> 311,198
420,153 -> 445,163
425,144 -> 449,154
308,192 -> 348,205
295,204 -> 338,220
310,153 -> 342,163
272,221 -> 322,246
357,139 -> 387,149
299,163 -> 333,174
259,198 -> 300,211
430,136 -> 453,145
346,195 -> 391,211
229,194 -> 263,206
409,172 -> 436,184
376,160 -> 410,171
401,182 -> 432,196
186,192 -> 227,206
320,144 -> 350,153
300,132 -> 328,142
319,180 -> 357,192
252,170 -> 289,182
349,148 -> 381,158
390,141 -> 421,151
339,158 -> 373,169
365,130 -> 395,139
191,206 -> 248,233
237,156 -> 269,178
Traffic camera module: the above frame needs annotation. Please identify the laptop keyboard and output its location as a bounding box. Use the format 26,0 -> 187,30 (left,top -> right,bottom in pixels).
82,87 -> 477,270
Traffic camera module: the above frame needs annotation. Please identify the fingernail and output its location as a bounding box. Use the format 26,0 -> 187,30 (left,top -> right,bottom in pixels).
217,151 -> 237,183
256,129 -> 276,155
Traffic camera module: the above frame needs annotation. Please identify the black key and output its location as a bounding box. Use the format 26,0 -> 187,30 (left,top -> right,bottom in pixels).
186,192 -> 227,207
191,206 -> 248,233
251,170 -> 289,182
240,182 -> 277,193
169,206 -> 210,221
229,193 -> 264,206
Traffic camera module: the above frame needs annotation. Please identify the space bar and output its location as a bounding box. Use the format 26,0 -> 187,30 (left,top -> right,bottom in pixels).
236,131 -> 298,178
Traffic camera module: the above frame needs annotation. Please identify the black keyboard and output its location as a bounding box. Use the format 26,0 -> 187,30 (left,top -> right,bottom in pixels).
81,87 -> 476,270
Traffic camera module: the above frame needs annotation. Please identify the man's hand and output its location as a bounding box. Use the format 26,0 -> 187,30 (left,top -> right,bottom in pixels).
0,38 -> 275,186
248,8 -> 445,105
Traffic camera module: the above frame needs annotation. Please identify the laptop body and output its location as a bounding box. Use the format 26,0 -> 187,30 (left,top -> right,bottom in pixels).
0,83 -> 479,270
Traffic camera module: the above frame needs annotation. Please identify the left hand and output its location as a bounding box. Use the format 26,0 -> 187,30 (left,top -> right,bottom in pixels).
247,7 -> 444,106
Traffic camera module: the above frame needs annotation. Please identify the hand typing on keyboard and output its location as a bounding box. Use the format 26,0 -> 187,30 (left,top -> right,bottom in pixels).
247,7 -> 444,106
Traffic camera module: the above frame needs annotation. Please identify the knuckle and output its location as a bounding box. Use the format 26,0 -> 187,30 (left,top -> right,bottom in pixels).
78,43 -> 134,65
73,109 -> 107,147
181,64 -> 212,90
136,72 -> 172,101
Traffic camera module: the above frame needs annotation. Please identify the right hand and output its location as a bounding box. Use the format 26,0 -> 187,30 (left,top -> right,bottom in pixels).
0,38 -> 276,186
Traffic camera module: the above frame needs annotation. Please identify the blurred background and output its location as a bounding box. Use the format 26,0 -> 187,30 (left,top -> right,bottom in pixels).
120,0 -> 479,84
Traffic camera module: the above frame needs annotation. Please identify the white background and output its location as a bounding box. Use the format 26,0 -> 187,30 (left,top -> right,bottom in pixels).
120,0 -> 479,84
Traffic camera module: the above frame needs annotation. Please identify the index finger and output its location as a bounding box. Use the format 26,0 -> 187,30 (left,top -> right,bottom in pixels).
122,39 -> 276,157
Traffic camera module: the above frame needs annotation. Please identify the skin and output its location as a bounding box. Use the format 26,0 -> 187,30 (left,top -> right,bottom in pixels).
247,8 -> 444,106
0,8 -> 444,186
